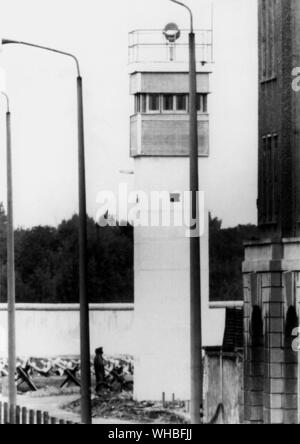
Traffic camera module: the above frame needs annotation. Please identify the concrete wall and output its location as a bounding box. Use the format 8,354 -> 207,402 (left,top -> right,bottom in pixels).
130,114 -> 209,157
130,72 -> 210,95
133,157 -> 225,401
0,304 -> 134,358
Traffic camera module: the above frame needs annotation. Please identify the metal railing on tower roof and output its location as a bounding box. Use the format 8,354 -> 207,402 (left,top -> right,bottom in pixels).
128,29 -> 213,65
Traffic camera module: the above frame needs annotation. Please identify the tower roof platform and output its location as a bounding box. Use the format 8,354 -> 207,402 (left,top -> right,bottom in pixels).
128,28 -> 213,73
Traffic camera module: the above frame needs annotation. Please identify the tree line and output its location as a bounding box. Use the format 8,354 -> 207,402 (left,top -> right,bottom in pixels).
0,204 -> 133,303
0,204 -> 258,303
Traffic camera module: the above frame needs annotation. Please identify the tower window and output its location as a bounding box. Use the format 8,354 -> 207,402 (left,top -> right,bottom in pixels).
260,134 -> 278,224
163,94 -> 174,111
170,193 -> 181,203
134,93 -> 209,114
140,94 -> 147,113
260,0 -> 276,81
175,94 -> 187,111
197,94 -> 208,112
135,95 -> 140,113
202,94 -> 208,112
149,94 -> 160,112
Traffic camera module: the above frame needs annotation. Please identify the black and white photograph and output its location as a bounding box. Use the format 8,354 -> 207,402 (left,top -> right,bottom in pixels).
0,0 -> 298,429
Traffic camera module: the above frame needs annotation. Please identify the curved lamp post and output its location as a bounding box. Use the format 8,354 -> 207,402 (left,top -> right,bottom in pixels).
169,0 -> 203,425
1,39 -> 92,424
1,91 -> 16,422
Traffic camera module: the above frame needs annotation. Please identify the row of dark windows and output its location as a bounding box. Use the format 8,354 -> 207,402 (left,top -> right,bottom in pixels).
134,93 -> 208,114
260,134 -> 278,224
260,0 -> 276,81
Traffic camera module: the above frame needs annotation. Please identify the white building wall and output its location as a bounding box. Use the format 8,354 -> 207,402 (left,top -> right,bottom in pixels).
0,304 -> 134,358
133,158 -> 225,401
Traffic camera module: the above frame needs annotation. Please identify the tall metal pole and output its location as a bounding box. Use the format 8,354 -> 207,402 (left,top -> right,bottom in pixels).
77,76 -> 92,424
189,26 -> 203,429
169,1 -> 203,424
2,94 -> 17,417
1,40 -> 92,424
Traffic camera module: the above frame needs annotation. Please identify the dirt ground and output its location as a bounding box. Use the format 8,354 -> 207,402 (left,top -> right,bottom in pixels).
0,383 -> 189,424
64,391 -> 189,424
0,391 -> 137,424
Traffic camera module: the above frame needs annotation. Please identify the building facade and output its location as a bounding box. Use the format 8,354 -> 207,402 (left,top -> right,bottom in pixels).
258,0 -> 300,238
244,0 -> 300,424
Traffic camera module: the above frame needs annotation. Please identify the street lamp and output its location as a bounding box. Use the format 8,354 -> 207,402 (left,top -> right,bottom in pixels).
169,0 -> 203,425
0,39 -> 92,424
0,90 -> 17,423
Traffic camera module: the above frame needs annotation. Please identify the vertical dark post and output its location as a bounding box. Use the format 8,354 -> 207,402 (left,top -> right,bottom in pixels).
189,32 -> 203,425
4,402 -> 8,424
9,403 -> 15,424
36,410 -> 42,424
29,409 -> 35,424
15,406 -> 21,424
77,76 -> 92,424
21,407 -> 27,424
6,110 -> 17,419
43,412 -> 50,424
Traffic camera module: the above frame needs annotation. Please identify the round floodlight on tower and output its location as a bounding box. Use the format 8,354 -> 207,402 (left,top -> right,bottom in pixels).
163,22 -> 181,43
163,23 -> 181,61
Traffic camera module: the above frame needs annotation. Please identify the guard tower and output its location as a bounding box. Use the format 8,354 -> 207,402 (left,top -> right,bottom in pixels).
128,25 -> 223,402
243,0 -> 300,424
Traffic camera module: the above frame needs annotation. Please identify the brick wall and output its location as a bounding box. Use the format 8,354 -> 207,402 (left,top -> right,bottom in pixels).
243,240 -> 300,424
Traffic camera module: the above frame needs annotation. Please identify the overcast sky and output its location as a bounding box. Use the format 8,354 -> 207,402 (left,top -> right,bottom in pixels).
0,0 -> 258,228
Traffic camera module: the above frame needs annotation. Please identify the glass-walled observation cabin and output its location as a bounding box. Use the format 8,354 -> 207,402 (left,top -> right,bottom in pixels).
134,93 -> 208,115
129,28 -> 212,158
